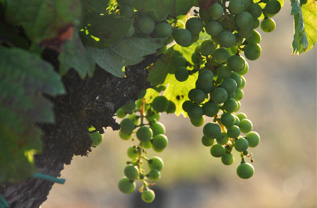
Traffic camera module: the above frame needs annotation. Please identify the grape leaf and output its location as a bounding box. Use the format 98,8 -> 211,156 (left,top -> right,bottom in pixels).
81,0 -> 110,12
59,29 -> 95,78
5,0 -> 81,44
87,37 -> 166,77
0,47 -> 65,182
291,0 -> 317,54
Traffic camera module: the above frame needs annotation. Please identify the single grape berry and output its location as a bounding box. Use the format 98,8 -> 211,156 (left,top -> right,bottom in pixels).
188,88 -> 206,104
175,67 -> 189,82
197,69 -> 213,87
211,87 -> 228,104
120,118 -> 135,134
223,98 -> 239,113
239,119 -> 253,133
216,132 -> 229,145
166,100 -> 176,114
150,122 -> 166,136
247,3 -> 263,18
202,102 -> 219,117
260,18 -> 276,33
200,40 -> 216,56
210,144 -> 226,157
173,56 -> 187,67
124,165 -> 139,180
152,134 -> 168,152
228,0 -> 245,15
221,153 -> 234,165
155,22 -> 173,38
214,48 -> 230,63
208,3 -> 224,19
142,189 -> 155,203
127,146 -> 139,159
235,12 -> 254,30
246,131 -> 260,147
218,31 -> 236,48
152,96 -> 169,112
205,20 -> 223,37
89,127 -> 103,146
188,105 -> 204,120
182,100 -> 195,112
119,130 -> 132,140
234,88 -> 244,101
234,138 -> 249,152
186,17 -> 203,34
227,55 -> 246,72
147,169 -> 161,181
237,162 -> 254,179
136,126 -> 153,143
174,29 -> 192,46
246,30 -> 262,44
202,135 -> 215,146
237,112 -> 247,120
118,177 -> 136,194
203,123 -> 221,139
217,66 -> 231,79
227,125 -> 241,138
138,16 -> 155,35
221,78 -> 238,94
148,156 -> 164,171
121,102 -> 136,114
244,43 -> 262,60
264,0 -> 281,15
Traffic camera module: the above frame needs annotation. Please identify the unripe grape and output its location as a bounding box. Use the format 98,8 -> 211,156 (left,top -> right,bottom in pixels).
218,31 -> 236,48
260,18 -> 276,33
174,29 -> 192,46
155,22 -> 172,38
188,88 -> 206,104
200,40 -> 216,56
247,3 -> 262,18
175,67 -> 189,82
186,17 -> 203,34
202,135 -> 215,146
216,132 -> 229,144
150,122 -> 165,136
230,72 -> 243,88
222,153 -> 234,165
242,0 -> 252,9
142,189 -> 155,203
127,146 -> 139,159
202,102 -> 219,117
264,0 -> 281,15
246,131 -> 260,147
173,56 -> 187,67
234,88 -> 244,101
89,128 -> 103,146
223,98 -> 239,113
220,113 -> 236,127
136,126 -> 153,143
143,140 -> 152,149
237,112 -> 247,120
239,119 -> 253,133
182,100 -> 195,112
211,87 -> 228,104
124,165 -> 139,180
166,100 -> 176,114
208,3 -> 224,19
120,118 -> 135,134
214,48 -> 230,63
138,16 -> 155,35
238,61 -> 249,75
196,80 -> 213,93
121,102 -> 136,114
148,156 -> 164,171
205,20 -> 223,37
118,177 -> 136,194
237,162 -> 254,179
244,43 -> 262,60
199,8 -> 211,21
228,0 -> 245,15
147,169 -> 161,181
116,108 -> 126,118
221,78 -> 238,94
188,105 -> 204,120
246,30 -> 262,44
152,96 -> 169,112
227,55 -> 246,72
210,144 -> 226,157
237,27 -> 253,38
152,134 -> 168,152
217,65 -> 231,79
234,138 -> 249,151
239,76 -> 246,89
227,125 -> 241,138
236,12 -> 254,30
120,4 -> 134,18
203,123 -> 221,139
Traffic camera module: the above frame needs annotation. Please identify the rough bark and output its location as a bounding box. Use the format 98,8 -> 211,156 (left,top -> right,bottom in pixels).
0,49 -> 160,208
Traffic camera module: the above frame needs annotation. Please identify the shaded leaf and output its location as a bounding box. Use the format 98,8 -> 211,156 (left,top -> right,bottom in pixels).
81,0 -> 110,13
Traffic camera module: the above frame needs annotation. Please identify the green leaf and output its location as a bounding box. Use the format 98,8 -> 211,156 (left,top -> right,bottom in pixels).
0,47 -> 65,182
5,0 -> 81,44
59,29 -> 95,78
81,0 -> 110,13
87,37 -> 166,77
291,0 -> 317,54
81,12 -> 133,48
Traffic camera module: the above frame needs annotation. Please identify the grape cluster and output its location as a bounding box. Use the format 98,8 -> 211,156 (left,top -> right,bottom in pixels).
115,95 -> 175,203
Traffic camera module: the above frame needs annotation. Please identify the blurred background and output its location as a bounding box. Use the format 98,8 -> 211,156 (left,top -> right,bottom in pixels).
42,3 -> 316,208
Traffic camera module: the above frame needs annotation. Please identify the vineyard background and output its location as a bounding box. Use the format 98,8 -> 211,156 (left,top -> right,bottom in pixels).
42,3 -> 316,208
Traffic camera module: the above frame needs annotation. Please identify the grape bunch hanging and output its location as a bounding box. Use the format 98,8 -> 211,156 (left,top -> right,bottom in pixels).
113,0 -> 281,203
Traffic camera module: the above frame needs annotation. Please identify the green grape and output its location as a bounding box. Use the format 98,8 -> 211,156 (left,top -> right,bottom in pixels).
142,189 -> 155,203
150,122 -> 166,136
234,138 -> 249,151
197,69 -> 213,87
227,55 -> 246,72
246,30 -> 262,44
233,115 -> 240,125
246,131 -> 260,147
124,165 -> 139,180
200,40 -> 217,56
238,60 -> 249,75
203,123 -> 221,139
236,112 -> 247,120
148,156 -> 164,171
175,67 -> 189,82
234,88 -> 244,101
205,20 -> 223,37
146,111 -> 161,123
196,80 -> 213,93
221,153 -> 234,165
210,144 -> 226,157
143,140 -> 153,149
202,102 -> 219,117
217,65 -> 231,79
152,96 -> 169,112
191,52 -> 204,64
128,114 -> 139,125
121,102 -> 136,114
166,100 -> 176,114
228,0 -> 245,15
239,119 -> 253,133
173,56 -> 187,67
186,17 -> 203,34
138,16 -> 155,35
223,98 -> 239,113
247,3 -> 262,18
208,3 -> 224,20
152,134 -> 168,152
182,100 -> 195,112
239,76 -> 246,89
116,108 -> 127,118
127,146 -> 139,159
235,12 -> 254,30
174,29 -> 192,46
237,27 -> 253,39
264,0 -> 281,15
155,22 -> 172,38
120,4 -> 134,18
218,31 -> 236,48
118,177 -> 136,194
136,126 -> 153,143
221,78 -> 238,94
120,118 -> 135,134
199,8 -> 211,21
237,162 -> 254,179
244,43 -> 262,60
188,105 -> 204,120
202,135 -> 215,146
211,87 -> 228,104
119,130 -> 132,140
216,132 -> 229,144
147,169 -> 161,181
188,88 -> 206,104
227,125 -> 241,138
191,34 -> 200,44
220,113 -> 236,127
241,0 -> 252,9
230,72 -> 242,88
190,116 -> 205,127
260,18 -> 276,33
214,48 -> 230,63
253,18 -> 260,29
